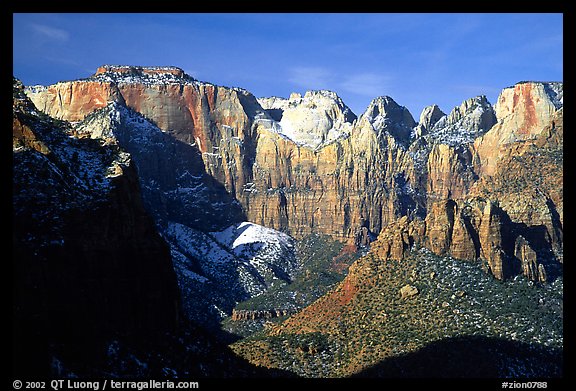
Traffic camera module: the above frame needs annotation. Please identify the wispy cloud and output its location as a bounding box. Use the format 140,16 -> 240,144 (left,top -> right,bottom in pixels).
340,73 -> 392,98
31,23 -> 69,42
288,66 -> 333,90
288,67 -> 393,98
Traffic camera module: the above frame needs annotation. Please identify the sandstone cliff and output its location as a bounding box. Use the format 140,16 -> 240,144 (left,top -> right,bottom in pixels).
473,81 -> 562,176
26,65 -> 264,206
26,67 -> 424,241
420,83 -> 562,281
469,107 -> 563,280
243,93 -> 423,240
17,67 -> 564,377
25,67 -> 563,282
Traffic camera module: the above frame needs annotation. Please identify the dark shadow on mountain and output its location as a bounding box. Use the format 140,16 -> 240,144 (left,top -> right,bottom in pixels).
394,172 -> 426,220
110,110 -> 246,232
267,262 -> 293,283
497,204 -> 563,282
14,311 -> 298,378
265,108 -> 284,121
12,97 -> 294,378
352,335 -> 562,378
235,242 -> 265,258
113,113 -> 298,331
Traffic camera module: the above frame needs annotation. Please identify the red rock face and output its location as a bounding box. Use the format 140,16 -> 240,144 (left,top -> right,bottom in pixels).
24,71 -> 562,275
26,72 -> 425,240
423,199 -> 478,263
26,76 -> 257,201
426,144 -> 476,204
370,216 -> 424,261
477,201 -> 507,280
30,81 -> 116,121
515,83 -> 537,135
450,213 -> 477,260
473,82 -> 559,176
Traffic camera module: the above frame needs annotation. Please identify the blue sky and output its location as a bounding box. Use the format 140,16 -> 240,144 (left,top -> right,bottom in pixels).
13,13 -> 563,118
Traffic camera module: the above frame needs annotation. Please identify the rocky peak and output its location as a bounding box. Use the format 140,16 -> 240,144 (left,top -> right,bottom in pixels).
494,81 -> 562,131
473,81 -> 563,176
257,89 -> 356,150
427,95 -> 496,146
361,96 -> 416,143
21,69 -> 563,276
413,104 -> 446,138
419,104 -> 446,132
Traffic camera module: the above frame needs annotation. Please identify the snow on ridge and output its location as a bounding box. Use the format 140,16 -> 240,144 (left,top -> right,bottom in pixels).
163,220 -> 299,316
542,82 -> 563,109
257,90 -> 355,150
212,221 -> 294,253
98,64 -> 184,72
88,72 -> 195,86
164,222 -> 235,269
256,117 -> 351,151
423,96 -> 496,146
25,85 -> 48,94
165,221 -> 297,280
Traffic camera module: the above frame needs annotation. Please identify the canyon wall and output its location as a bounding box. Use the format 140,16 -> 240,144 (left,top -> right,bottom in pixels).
25,67 -> 563,281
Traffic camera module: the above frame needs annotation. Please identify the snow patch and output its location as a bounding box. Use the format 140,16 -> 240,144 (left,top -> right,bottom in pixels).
257,90 -> 355,150
212,221 -> 294,256
161,220 -> 300,323
543,82 -> 563,109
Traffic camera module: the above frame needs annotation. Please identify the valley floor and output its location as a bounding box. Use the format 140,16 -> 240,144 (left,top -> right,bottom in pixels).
230,247 -> 563,378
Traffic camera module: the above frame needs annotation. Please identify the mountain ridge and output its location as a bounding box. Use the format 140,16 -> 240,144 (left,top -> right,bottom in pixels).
15,66 -> 563,378
23,65 -> 563,283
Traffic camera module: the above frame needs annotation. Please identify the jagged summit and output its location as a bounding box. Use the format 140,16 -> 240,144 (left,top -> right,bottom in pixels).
413,104 -> 446,138
419,104 -> 445,130
363,96 -> 416,124
259,89 -> 356,119
425,95 -> 496,146
360,95 -> 416,144
258,89 -> 356,150
22,70 -> 563,249
14,62 -> 564,379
